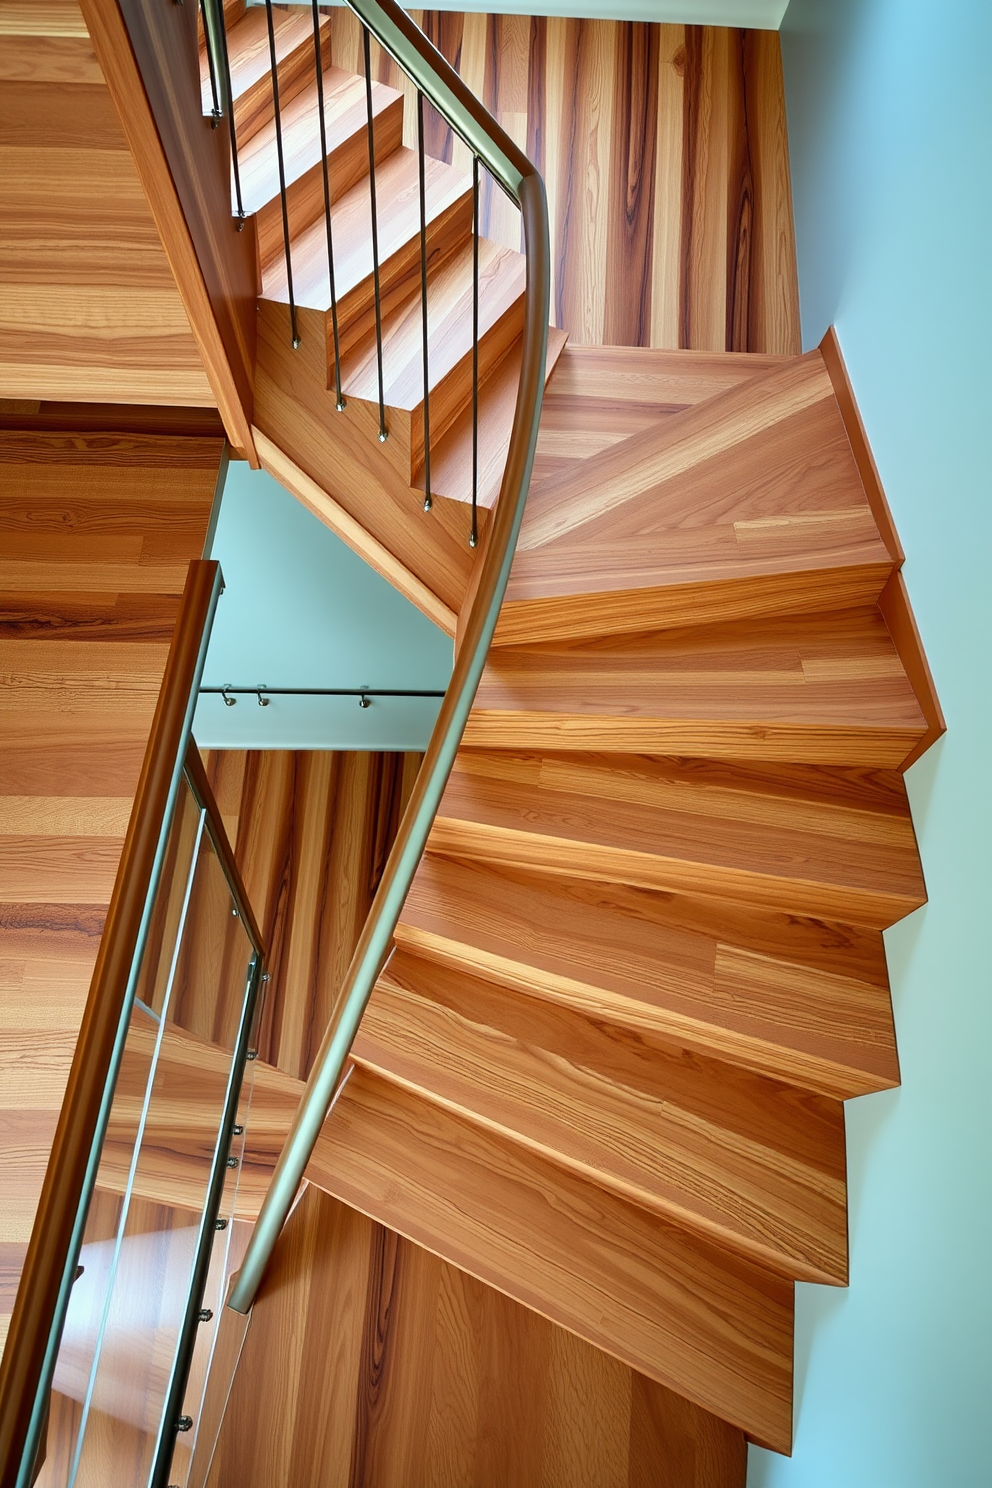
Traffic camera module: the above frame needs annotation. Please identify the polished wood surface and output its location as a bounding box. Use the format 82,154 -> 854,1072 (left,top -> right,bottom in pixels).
245,5 -> 800,612
433,751 -> 925,929
356,949 -> 848,1283
497,349 -> 895,645
334,10 -> 800,355
397,853 -> 897,1100
308,1069 -> 793,1453
97,1018 -> 300,1221
255,296 -> 482,616
79,0 -> 257,457
207,1182 -> 747,1486
0,10 -> 214,410
0,428 -> 221,1356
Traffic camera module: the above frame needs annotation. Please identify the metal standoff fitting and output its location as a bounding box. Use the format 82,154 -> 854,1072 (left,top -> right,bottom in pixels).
175,1416 -> 193,1433
198,1308 -> 213,1323
226,1156 -> 239,1169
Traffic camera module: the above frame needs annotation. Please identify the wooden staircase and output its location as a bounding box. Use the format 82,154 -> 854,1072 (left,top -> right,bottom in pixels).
299,348 -> 937,1454
197,5 -> 940,1471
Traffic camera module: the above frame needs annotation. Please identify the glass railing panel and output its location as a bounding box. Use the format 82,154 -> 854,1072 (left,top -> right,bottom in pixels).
41,776 -> 202,1484
36,769 -> 259,1488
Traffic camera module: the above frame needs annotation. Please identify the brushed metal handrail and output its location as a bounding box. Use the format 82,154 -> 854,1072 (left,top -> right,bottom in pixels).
227,0 -> 550,1314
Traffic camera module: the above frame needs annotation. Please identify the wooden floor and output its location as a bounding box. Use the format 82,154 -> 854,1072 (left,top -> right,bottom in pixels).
336,8 -> 800,354
0,3 -> 215,406
205,1183 -> 747,1488
0,425 -> 223,1355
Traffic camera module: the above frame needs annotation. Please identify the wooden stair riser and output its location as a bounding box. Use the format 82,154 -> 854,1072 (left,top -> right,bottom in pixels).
429,753 -> 925,930
468,608 -> 928,769
354,957 -> 848,1284
255,91 -> 404,273
494,562 -> 895,648
346,297 -> 527,486
396,855 -> 900,1101
255,299 -> 480,618
427,326 -> 570,509
308,1067 -> 795,1453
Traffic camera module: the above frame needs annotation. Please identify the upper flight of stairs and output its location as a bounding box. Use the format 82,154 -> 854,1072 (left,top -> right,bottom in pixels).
204,3 -> 565,623
195,7 -> 941,1469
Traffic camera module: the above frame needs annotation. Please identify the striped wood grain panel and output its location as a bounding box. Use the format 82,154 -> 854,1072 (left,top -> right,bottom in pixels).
201,747 -> 422,1081
331,8 -> 800,354
206,1182 -> 747,1487
0,429 -> 222,1357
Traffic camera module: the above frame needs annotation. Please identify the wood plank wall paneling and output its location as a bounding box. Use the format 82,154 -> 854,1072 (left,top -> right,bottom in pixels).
206,1183 -> 747,1488
0,428 -> 223,1358
0,10 -> 217,409
200,748 -> 422,1081
332,9 -> 800,355
93,0 -> 259,450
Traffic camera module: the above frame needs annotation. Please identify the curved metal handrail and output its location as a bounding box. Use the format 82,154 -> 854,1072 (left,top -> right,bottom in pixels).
227,0 -> 550,1313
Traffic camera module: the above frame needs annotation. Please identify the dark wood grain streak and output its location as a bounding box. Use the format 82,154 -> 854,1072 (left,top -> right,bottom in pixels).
349,1224 -> 404,1488
604,23 -> 659,346
207,1184 -> 748,1487
422,10 -> 464,163
725,30 -> 753,354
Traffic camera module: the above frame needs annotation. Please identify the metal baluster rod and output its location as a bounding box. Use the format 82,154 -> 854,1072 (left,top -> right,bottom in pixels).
311,0 -> 344,407
418,91 -> 432,512
200,0 -> 222,124
214,0 -> 246,227
265,0 -> 301,348
471,153 -> 480,549
363,24 -> 388,442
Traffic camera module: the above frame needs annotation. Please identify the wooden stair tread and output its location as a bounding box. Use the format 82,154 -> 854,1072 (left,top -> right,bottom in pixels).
498,350 -> 894,643
341,237 -> 526,412
469,607 -> 928,767
396,854 -> 898,1099
261,146 -> 471,318
531,345 -> 792,481
355,951 -> 848,1284
307,1065 -> 795,1453
518,352 -> 841,553
238,65 -> 401,222
431,751 -> 925,927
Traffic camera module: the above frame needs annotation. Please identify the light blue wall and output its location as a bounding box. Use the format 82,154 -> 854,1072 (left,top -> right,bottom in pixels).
749,2 -> 992,1485
193,460 -> 452,750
